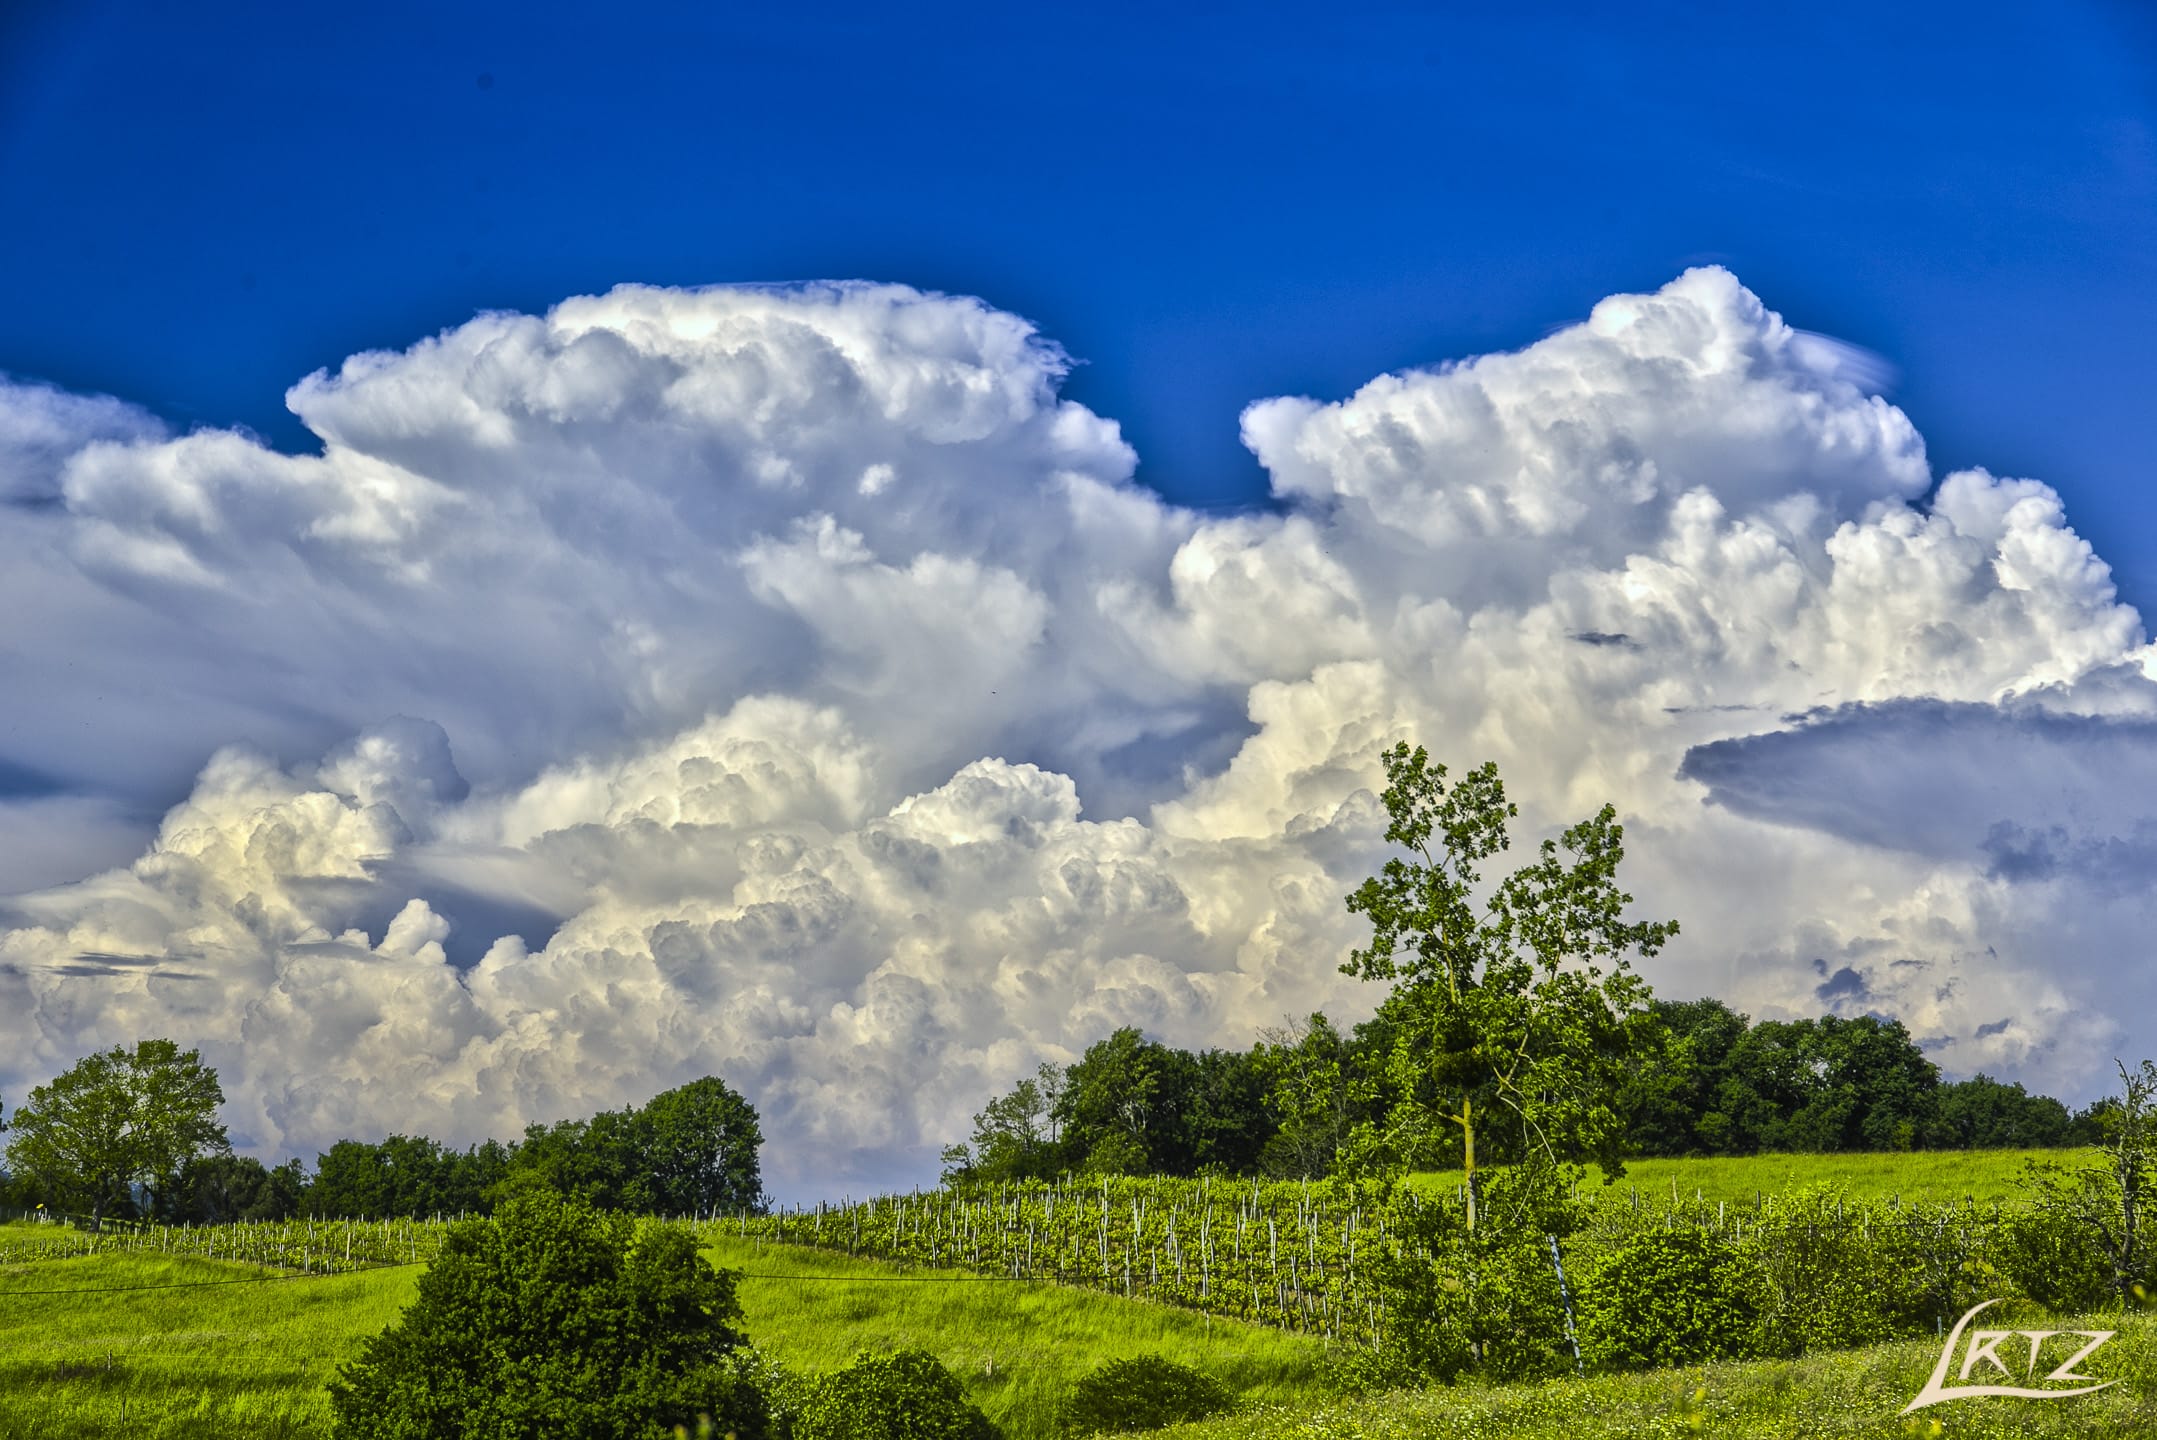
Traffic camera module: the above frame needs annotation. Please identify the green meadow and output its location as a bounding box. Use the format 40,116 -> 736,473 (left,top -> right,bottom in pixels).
705,1235 -> 1327,1437
0,1147 -> 2142,1438
0,1226 -> 1322,1440
1408,1148 -> 2083,1209
0,1234 -> 417,1440
1162,1310 -> 2157,1439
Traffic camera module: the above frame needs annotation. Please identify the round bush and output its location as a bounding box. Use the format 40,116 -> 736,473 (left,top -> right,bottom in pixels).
328,1190 -> 770,1439
1576,1229 -> 1761,1372
1059,1355 -> 1236,1434
795,1348 -> 1000,1440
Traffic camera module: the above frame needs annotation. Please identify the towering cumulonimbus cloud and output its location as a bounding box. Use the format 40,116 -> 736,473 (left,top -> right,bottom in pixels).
2,267 -> 2151,1194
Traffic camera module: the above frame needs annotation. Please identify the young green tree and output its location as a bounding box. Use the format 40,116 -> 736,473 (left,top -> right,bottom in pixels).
4,1038 -> 228,1230
1341,746 -> 1676,1225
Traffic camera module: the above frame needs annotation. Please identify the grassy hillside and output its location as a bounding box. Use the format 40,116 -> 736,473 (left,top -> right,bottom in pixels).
1162,1309 -> 2157,1439
704,1234 -> 1326,1438
1408,1148 -> 2082,1209
0,1224 -> 1319,1439
0,1147 -> 2133,1440
0,1236 -> 417,1440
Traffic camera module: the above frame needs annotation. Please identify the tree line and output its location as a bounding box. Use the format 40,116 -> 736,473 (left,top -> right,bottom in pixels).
943,1004 -> 2096,1188
0,1041 -> 762,1228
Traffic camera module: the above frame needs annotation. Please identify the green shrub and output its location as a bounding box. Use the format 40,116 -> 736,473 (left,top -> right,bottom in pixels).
1576,1229 -> 1761,1371
1998,1179 -> 2125,1313
794,1348 -> 1000,1440
1059,1354 -> 1236,1433
1366,1164 -> 1583,1384
328,1190 -> 770,1439
1739,1185 -> 1918,1355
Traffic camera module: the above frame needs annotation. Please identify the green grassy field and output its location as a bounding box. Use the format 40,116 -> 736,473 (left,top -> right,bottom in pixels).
1163,1309 -> 2157,1439
0,1146 -> 2138,1439
0,1235 -> 417,1440
0,1224 -> 1323,1439
1408,1148 -> 2085,1209
706,1234 -> 1327,1437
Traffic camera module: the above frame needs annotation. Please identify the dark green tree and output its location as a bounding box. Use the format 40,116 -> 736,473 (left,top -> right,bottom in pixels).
637,1077 -> 764,1217
1706,1016 -> 1941,1154
4,1039 -> 228,1229
329,1190 -> 769,1439
1056,1028 -> 1175,1176
1183,1046 -> 1273,1175
159,1154 -> 307,1223
1935,1074 -> 2073,1149
1255,1013 -> 1355,1177
1712,1019 -> 1821,1153
1613,997 -> 1750,1156
1340,746 -> 1676,1223
311,1135 -> 513,1219
494,1110 -> 643,1209
1782,1015 -> 1940,1152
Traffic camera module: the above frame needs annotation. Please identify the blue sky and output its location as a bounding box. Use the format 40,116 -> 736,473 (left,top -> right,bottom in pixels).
5,1 -> 2157,1182
5,0 -> 2153,591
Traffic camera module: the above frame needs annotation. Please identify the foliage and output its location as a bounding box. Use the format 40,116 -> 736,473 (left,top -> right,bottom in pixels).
946,1062 -> 1067,1184
1934,1073 -> 2074,1149
1575,1230 -> 1761,1371
1340,746 -> 1676,1209
1610,998 -> 1752,1158
303,1074 -> 761,1220
950,1035 -> 1278,1185
1615,1000 -> 2085,1159
3,1039 -> 228,1229
309,1134 -> 509,1219
1997,1189 -> 2119,1312
500,1075 -> 763,1216
636,1076 -> 766,1216
1735,1184 -> 1932,1355
793,1348 -> 999,1440
946,994 -> 2083,1195
1059,1354 -> 1236,1432
1254,1015 -> 1356,1179
1364,1162 -> 1585,1384
155,1153 -> 306,1223
1616,1003 -> 1957,1157
327,1191 -> 768,1440
1726,1016 -> 1942,1154
2010,1058 -> 2157,1309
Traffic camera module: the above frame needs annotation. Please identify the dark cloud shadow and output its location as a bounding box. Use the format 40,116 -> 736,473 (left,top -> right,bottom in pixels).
1680,698 -> 2157,892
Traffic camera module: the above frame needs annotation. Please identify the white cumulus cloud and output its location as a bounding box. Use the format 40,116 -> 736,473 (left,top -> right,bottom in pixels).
2,268 -> 2152,1194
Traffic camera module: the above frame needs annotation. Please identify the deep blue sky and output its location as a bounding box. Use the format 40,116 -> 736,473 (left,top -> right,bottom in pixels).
6,0 -> 2155,604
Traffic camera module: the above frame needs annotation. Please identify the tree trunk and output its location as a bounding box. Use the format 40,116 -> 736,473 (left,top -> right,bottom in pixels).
1458,1095 -> 1479,1233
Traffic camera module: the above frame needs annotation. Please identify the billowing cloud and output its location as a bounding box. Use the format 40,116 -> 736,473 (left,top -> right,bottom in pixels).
2,268 -> 2152,1193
